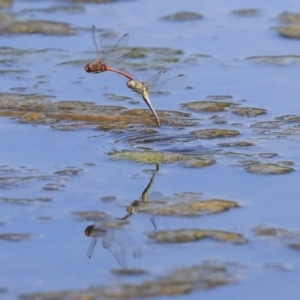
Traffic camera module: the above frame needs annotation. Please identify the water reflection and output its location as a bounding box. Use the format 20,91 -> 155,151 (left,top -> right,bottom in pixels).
84,223 -> 141,267
120,164 -> 160,229
83,164 -> 160,266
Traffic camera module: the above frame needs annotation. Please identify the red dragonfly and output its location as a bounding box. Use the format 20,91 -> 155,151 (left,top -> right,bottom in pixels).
85,26 -> 134,80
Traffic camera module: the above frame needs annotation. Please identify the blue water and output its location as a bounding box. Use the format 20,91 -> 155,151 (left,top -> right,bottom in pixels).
1,0 -> 300,299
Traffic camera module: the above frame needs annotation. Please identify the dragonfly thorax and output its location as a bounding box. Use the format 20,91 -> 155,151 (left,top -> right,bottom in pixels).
127,80 -> 148,94
85,60 -> 107,73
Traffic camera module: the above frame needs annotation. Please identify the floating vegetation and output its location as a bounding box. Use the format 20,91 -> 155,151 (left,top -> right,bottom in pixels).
253,225 -> 300,252
231,8 -> 260,16
0,197 -> 52,205
71,211 -> 111,222
218,141 -> 255,147
148,229 -> 247,244
250,121 -> 281,129
0,233 -> 36,242
162,11 -> 203,21
0,93 -> 195,128
109,150 -> 215,168
246,55 -> 300,65
191,129 -> 240,139
19,112 -> 47,123
276,12 -> 300,39
110,268 -> 149,276
127,197 -> 238,217
0,16 -> 76,35
20,261 -> 238,299
232,107 -> 267,117
244,163 -> 294,174
181,101 -> 237,113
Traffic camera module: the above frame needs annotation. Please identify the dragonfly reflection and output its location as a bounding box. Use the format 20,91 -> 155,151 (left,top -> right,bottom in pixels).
84,223 -> 141,267
119,164 -> 160,229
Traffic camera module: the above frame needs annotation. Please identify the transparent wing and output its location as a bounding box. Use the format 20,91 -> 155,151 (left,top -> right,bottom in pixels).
143,71 -> 165,89
102,229 -> 114,249
109,250 -> 127,268
101,34 -> 130,65
91,25 -> 101,58
87,238 -> 97,259
115,231 -> 141,258
148,73 -> 187,93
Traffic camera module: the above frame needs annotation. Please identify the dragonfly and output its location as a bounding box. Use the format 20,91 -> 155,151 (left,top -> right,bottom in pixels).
85,224 -> 141,267
127,71 -> 187,127
85,26 -> 134,80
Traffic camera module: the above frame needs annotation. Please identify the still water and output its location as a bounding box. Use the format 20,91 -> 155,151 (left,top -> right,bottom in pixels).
1,0 -> 300,299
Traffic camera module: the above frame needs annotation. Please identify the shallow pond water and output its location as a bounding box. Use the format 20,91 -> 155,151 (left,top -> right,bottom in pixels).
1,0 -> 300,299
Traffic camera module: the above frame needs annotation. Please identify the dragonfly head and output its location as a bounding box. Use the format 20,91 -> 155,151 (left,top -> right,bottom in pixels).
84,225 -> 95,236
126,80 -> 135,89
84,64 -> 93,73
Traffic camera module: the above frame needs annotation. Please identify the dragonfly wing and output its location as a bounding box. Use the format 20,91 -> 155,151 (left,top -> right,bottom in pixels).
143,71 -> 165,89
115,231 -> 141,259
149,74 -> 187,93
102,34 -> 130,65
102,229 -> 114,249
87,238 -> 97,259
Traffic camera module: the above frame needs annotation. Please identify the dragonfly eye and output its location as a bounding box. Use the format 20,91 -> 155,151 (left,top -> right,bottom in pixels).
126,80 -> 133,88
84,64 -> 92,73
84,225 -> 94,236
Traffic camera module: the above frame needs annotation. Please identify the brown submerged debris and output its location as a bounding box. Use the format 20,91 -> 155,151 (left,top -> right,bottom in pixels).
253,225 -> 300,252
250,121 -> 281,129
71,211 -> 111,222
181,101 -> 237,112
218,140 -> 254,147
0,233 -> 36,242
110,268 -> 149,276
0,93 -> 196,128
232,107 -> 267,117
0,197 -> 52,205
162,11 -> 203,21
148,229 -> 246,244
191,129 -> 240,139
128,198 -> 238,217
0,17 -> 76,35
20,261 -> 238,300
109,150 -> 215,168
245,163 -> 294,174
246,55 -> 300,65
275,114 -> 300,123
279,12 -> 300,24
278,26 -> 300,40
19,112 -> 46,123
253,225 -> 298,238
71,0 -> 114,3
231,8 -> 260,16
277,12 -> 300,39
0,0 -> 12,9
258,153 -> 278,159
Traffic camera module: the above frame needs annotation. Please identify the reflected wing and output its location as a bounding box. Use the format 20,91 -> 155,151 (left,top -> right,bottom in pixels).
132,247 -> 142,258
115,231 -> 141,259
102,229 -> 114,249
87,238 -> 97,259
110,250 -> 127,268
